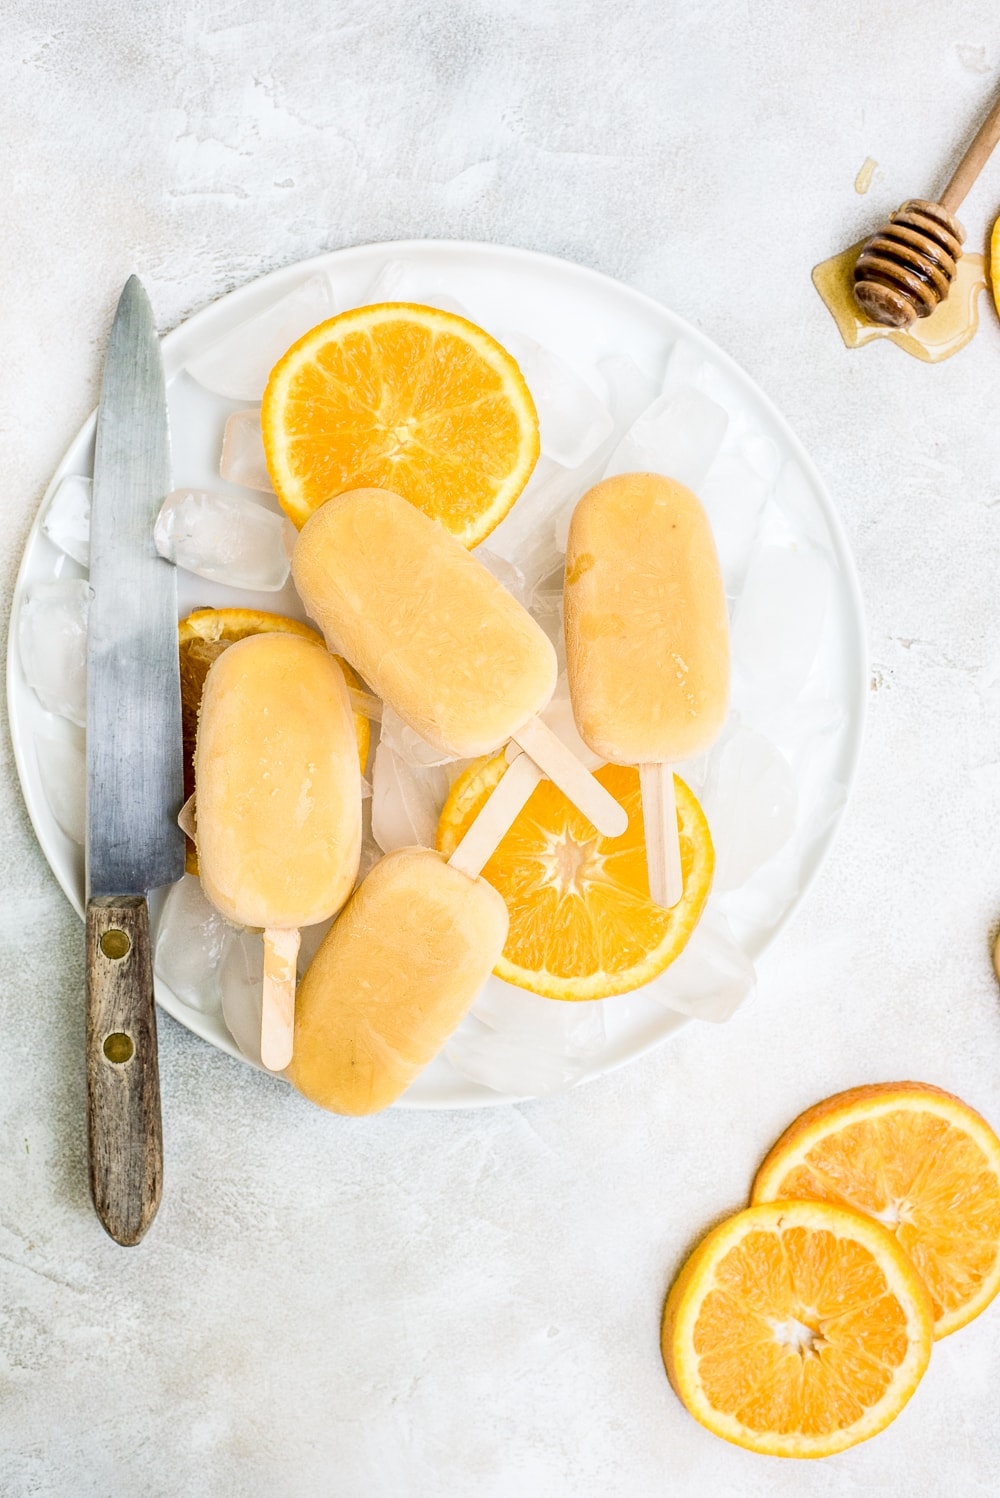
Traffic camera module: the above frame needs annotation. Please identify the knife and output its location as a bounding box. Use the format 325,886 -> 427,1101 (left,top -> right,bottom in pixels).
85,276 -> 185,1246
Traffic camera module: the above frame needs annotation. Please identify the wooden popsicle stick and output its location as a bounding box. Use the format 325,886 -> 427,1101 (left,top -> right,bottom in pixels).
176,793 -> 197,841
260,927 -> 301,1072
639,763 -> 683,909
940,90 -> 1000,214
448,752 -> 544,879
511,716 -> 628,837
348,686 -> 383,721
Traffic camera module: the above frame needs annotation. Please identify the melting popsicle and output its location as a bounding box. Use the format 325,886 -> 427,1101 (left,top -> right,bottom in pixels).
194,632 -> 362,1070
563,472 -> 730,907
291,487 -> 626,837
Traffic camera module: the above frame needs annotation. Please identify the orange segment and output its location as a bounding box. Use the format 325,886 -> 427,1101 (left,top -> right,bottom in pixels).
663,1201 -> 933,1458
178,607 -> 369,876
751,1081 -> 1000,1338
261,303 -> 539,546
436,755 -> 712,1000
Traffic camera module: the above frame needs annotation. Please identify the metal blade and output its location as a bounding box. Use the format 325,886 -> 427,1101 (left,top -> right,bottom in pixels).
86,276 -> 185,897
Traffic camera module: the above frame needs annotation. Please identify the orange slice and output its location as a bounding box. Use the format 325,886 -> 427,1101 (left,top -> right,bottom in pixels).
178,607 -> 369,876
261,303 -> 539,546
435,755 -> 712,1000
751,1082 -> 1000,1338
662,1200 -> 933,1458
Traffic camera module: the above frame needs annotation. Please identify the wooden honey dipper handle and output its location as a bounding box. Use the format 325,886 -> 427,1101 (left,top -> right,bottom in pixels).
940,90 -> 1000,213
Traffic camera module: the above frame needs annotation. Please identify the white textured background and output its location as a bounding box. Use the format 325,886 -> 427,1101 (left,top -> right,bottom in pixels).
4,2 -> 1000,1494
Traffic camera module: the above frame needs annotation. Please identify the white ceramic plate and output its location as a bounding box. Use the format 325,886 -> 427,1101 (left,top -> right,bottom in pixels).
7,239 -> 867,1109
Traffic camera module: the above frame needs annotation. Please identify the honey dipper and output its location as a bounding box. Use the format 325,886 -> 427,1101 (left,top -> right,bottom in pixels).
854,89 -> 1000,328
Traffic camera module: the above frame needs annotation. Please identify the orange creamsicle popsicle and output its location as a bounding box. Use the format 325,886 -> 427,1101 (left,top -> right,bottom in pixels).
288,847 -> 509,1115
564,472 -> 730,764
292,488 -> 557,759
564,473 -> 729,908
195,632 -> 363,929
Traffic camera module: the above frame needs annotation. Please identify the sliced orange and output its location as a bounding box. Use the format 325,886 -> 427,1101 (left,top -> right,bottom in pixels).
662,1200 -> 932,1458
178,607 -> 369,875
261,303 -> 539,546
751,1082 -> 1000,1338
435,755 -> 712,1000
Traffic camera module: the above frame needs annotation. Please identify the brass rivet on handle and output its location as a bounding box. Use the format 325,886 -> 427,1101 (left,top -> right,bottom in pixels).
103,1032 -> 135,1064
100,928 -> 131,960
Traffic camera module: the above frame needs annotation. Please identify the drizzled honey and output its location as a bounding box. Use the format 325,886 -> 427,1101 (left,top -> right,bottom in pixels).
812,240 -> 986,363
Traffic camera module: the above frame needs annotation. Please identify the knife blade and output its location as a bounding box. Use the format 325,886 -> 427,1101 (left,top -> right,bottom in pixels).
85,275 -> 184,1246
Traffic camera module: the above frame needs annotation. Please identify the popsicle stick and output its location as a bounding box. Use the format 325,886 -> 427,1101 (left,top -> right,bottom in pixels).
348,686 -> 383,721
448,752 -> 544,879
260,927 -> 301,1072
176,793 -> 197,841
511,716 -> 628,837
640,763 -> 683,909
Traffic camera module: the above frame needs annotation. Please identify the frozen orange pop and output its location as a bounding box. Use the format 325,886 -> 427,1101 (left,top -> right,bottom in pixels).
564,472 -> 729,907
292,487 -> 626,836
194,632 -> 362,1070
289,846 -> 509,1115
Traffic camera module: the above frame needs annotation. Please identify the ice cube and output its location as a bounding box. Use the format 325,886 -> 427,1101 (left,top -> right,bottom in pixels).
489,358 -> 661,580
488,459 -> 586,588
700,448 -> 772,594
220,928 -> 263,1066
502,333 -> 614,468
297,915 -> 335,976
604,387 -> 728,491
474,548 -> 531,608
717,859 -> 803,942
732,546 -> 831,707
757,698 -> 847,769
701,727 -> 798,891
661,337 -> 707,393
355,804 -> 384,884
370,741 -> 450,852
154,875 -> 230,1014
362,260 -> 474,321
527,562 -> 567,671
772,459 -> 836,552
186,274 -> 337,401
445,1016 -> 585,1097
34,729 -> 86,843
379,707 -> 457,770
220,410 -> 274,493
646,908 -> 755,1022
154,488 -> 290,591
18,579 -> 90,725
42,474 -> 91,566
471,982 -> 606,1058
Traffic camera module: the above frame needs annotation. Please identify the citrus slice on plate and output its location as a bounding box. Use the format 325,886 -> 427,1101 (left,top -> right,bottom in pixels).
435,755 -> 713,1000
178,607 -> 369,875
990,214 -> 1000,321
261,302 -> 540,546
751,1081 -> 1000,1338
662,1200 -> 932,1459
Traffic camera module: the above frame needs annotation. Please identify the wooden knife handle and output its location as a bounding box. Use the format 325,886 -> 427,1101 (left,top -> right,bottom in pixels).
85,896 -> 163,1245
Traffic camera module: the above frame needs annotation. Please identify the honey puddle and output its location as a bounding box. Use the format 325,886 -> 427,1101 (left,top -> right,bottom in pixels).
813,240 -> 986,363
854,157 -> 877,195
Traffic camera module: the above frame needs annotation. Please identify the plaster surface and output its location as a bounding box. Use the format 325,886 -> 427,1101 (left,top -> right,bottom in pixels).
3,2 -> 1000,1493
